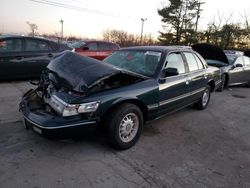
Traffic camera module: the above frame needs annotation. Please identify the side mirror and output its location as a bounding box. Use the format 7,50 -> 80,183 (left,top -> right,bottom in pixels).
235,63 -> 243,68
82,46 -> 89,50
162,68 -> 179,77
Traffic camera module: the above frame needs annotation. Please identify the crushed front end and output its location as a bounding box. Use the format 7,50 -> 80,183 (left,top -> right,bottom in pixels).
19,84 -> 99,136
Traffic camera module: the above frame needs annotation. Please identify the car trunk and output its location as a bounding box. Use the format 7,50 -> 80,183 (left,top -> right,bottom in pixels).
192,43 -> 229,65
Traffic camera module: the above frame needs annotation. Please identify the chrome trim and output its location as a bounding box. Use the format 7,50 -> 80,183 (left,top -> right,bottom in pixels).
160,92 -> 190,106
159,87 -> 205,106
23,116 -> 96,130
229,82 -> 247,86
52,95 -> 68,106
147,104 -> 159,110
190,87 -> 205,95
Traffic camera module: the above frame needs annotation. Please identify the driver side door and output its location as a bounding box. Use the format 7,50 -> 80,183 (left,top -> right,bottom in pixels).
158,52 -> 191,116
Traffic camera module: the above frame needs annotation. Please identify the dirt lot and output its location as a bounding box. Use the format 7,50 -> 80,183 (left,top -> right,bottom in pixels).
0,81 -> 250,188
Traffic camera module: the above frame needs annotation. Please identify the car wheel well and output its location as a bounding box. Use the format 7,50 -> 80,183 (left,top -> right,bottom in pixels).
101,100 -> 148,124
208,80 -> 215,92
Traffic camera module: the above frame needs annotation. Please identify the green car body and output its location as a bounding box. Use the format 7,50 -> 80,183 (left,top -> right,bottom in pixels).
20,46 -> 221,149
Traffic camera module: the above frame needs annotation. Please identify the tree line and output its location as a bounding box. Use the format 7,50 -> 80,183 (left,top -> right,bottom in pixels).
157,0 -> 250,50
102,0 -> 250,50
4,1 -> 249,50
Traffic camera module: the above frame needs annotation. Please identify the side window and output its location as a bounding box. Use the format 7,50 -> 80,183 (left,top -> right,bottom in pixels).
110,44 -> 119,50
25,39 -> 50,51
184,52 -> 199,72
0,39 -> 22,52
86,43 -> 97,50
235,57 -> 244,66
165,53 -> 186,74
98,43 -> 110,50
193,53 -> 204,69
243,56 -> 250,66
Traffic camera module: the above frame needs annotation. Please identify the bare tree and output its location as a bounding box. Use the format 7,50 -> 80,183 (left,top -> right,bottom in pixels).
26,21 -> 38,37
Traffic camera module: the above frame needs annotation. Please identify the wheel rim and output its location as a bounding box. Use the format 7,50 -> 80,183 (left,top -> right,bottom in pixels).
119,113 -> 139,143
202,89 -> 209,107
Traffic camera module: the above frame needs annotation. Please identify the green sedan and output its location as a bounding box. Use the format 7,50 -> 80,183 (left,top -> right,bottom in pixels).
20,46 -> 221,150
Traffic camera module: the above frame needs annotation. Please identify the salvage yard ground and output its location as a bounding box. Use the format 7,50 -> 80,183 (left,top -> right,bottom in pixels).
0,81 -> 250,187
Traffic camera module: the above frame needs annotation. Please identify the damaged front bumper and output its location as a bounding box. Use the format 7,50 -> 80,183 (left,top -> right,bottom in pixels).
19,89 -> 97,135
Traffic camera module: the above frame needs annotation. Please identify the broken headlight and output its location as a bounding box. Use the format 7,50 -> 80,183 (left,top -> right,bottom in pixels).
49,95 -> 100,117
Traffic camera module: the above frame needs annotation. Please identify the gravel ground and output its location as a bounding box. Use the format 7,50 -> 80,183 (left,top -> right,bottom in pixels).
0,81 -> 250,188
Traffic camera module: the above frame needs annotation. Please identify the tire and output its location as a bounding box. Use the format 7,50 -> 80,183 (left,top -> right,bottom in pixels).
193,85 -> 211,110
217,74 -> 226,92
107,103 -> 143,150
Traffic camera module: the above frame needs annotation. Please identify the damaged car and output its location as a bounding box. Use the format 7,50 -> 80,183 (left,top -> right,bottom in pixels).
19,46 -> 221,150
192,44 -> 250,91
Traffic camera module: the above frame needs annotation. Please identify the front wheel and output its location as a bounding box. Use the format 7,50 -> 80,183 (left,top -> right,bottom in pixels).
107,103 -> 143,150
193,85 -> 211,110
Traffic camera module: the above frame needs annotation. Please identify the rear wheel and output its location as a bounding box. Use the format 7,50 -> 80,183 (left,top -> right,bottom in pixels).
107,103 -> 143,150
194,85 -> 211,110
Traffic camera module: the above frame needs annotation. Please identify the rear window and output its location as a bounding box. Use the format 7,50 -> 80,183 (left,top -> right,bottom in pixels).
25,39 -> 50,51
243,56 -> 250,66
69,41 -> 86,48
98,42 -> 110,50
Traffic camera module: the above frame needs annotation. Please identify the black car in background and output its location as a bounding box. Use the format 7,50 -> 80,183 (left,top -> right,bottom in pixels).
192,44 -> 250,91
20,46 -> 221,149
0,35 -> 71,81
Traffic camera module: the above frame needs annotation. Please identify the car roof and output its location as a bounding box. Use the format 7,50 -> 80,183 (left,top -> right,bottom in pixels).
81,40 -> 118,45
224,50 -> 244,56
0,35 -> 56,43
120,45 -> 193,53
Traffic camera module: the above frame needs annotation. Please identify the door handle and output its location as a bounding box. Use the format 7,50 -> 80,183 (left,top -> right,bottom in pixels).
186,79 -> 191,85
48,53 -> 53,58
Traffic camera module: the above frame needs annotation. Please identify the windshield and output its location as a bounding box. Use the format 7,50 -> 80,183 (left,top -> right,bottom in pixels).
226,54 -> 238,65
69,41 -> 86,48
103,50 -> 162,77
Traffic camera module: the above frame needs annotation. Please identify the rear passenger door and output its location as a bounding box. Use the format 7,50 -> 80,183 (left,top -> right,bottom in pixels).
183,52 -> 207,102
0,38 -> 24,80
158,52 -> 191,115
23,38 -> 52,77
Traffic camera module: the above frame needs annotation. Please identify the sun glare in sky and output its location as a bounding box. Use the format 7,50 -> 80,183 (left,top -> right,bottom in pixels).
0,0 -> 249,39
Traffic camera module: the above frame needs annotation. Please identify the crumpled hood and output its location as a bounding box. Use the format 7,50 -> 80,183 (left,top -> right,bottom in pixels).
47,51 -> 143,93
192,43 -> 229,64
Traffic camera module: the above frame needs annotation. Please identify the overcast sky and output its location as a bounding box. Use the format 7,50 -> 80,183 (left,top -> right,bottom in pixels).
0,0 -> 249,39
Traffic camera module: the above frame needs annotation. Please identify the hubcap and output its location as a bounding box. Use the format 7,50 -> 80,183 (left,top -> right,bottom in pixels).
202,89 -> 209,107
119,113 -> 139,143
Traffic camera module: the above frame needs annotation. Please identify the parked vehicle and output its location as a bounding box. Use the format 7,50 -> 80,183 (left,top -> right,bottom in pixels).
192,44 -> 250,91
19,46 -> 221,150
0,35 -> 71,81
69,40 -> 119,60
